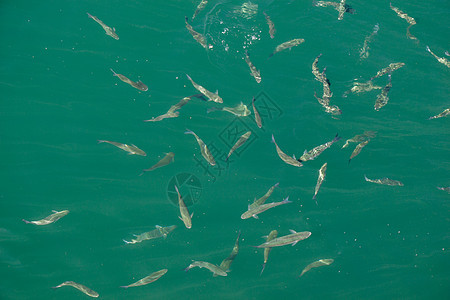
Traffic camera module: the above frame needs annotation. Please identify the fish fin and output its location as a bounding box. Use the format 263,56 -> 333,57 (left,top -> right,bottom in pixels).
113,27 -> 116,32
191,212 -> 194,218
123,239 -> 131,244
261,235 -> 268,239
207,107 -> 219,114
186,74 -> 192,81
155,225 -> 162,229
215,89 -> 219,95
110,69 -> 117,76
52,210 -> 58,213
133,234 -> 138,237
274,182 -> 280,188
178,216 -> 183,221
260,263 -> 266,276
292,154 -> 296,159
269,52 -> 274,58
271,134 -> 275,143
184,128 -> 193,135
282,196 -> 292,204
97,140 -> 106,144
120,286 -> 128,289
252,214 -> 259,219
364,174 -> 369,181
348,159 -> 351,165
289,229 -> 297,234
22,219 -> 31,224
303,150 -> 307,155
292,240 -> 298,246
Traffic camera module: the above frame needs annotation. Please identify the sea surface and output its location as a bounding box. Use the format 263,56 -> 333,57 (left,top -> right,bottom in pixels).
1,0 -> 449,299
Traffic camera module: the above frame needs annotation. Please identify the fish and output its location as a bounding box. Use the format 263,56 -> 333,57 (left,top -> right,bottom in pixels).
144,95 -> 200,122
207,102 -> 250,117
298,134 -> 341,162
389,3 -> 417,40
245,51 -> 261,83
364,175 -> 404,186
426,46 -> 450,68
446,51 -> 450,57
175,186 -> 193,229
123,225 -> 176,244
312,163 -> 327,203
226,131 -> 251,160
252,97 -> 262,128
256,230 -> 311,248
348,139 -> 370,164
437,187 -> 450,193
370,62 -> 405,80
241,197 -> 292,220
271,134 -> 303,167
140,152 -> 175,174
299,259 -> 334,277
374,74 -> 392,111
120,269 -> 167,288
359,24 -> 380,60
185,129 -> 216,166
192,0 -> 208,20
144,111 -> 179,122
87,13 -> 118,40
110,69 -> 148,91
428,108 -> 450,120
184,261 -> 227,276
313,0 -> 355,20
261,230 -> 278,275
270,39 -> 305,57
249,183 -> 280,211
314,93 -> 342,116
186,74 -> 222,103
22,210 -> 69,225
312,54 -> 330,84
263,12 -> 276,38
343,80 -> 382,97
98,140 -> 146,156
342,131 -> 376,148
215,231 -> 241,276
185,17 -> 211,49
52,281 -> 99,298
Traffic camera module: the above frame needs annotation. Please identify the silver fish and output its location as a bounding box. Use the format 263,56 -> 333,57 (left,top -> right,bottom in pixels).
186,74 -> 222,103
313,0 -> 354,20
245,51 -> 261,83
389,3 -> 417,40
144,111 -> 179,122
185,17 -> 211,49
249,182 -> 280,211
270,39 -> 305,57
364,175 -> 404,186
184,261 -> 227,276
359,24 -> 379,60
348,139 -> 370,163
256,230 -> 311,248
175,186 -> 193,229
312,54 -> 324,82
343,80 -> 382,97
437,187 -> 450,193
207,102 -> 250,117
313,163 -> 327,203
428,108 -> 450,120
227,131 -> 251,160
426,46 -> 450,68
271,134 -> 303,167
98,140 -> 146,156
374,74 -> 392,111
87,12 -> 118,40
53,281 -> 98,298
120,269 -> 167,288
215,231 -> 241,276
123,225 -> 176,244
263,12 -> 276,38
370,63 -> 404,80
192,0 -> 208,20
22,210 -> 69,226
140,152 -> 175,174
241,197 -> 291,219
299,259 -> 334,277
261,230 -> 278,275
252,97 -> 262,128
299,134 -> 341,162
144,96 -> 196,122
342,131 -> 376,148
185,129 -> 216,166
110,69 -> 148,91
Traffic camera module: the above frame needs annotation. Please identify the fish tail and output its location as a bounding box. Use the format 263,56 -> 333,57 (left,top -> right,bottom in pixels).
364,174 -> 369,181
271,134 -> 276,144
110,68 -> 117,76
348,158 -> 352,165
274,182 -> 280,188
22,219 -> 31,224
333,133 -> 342,142
185,16 -> 189,23
268,52 -> 274,58
184,129 -> 194,135
186,74 -> 192,81
260,263 -> 266,276
282,196 -> 292,204
86,12 -> 93,18
97,140 -> 107,144
191,93 -> 207,101
120,286 -> 128,289
206,107 -> 220,114
123,239 -> 132,244
183,267 -> 190,273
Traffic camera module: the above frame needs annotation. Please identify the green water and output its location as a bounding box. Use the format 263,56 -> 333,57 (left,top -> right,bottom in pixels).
1,0 -> 449,299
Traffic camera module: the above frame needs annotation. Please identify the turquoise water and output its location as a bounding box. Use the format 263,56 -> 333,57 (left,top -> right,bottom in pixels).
1,0 -> 449,299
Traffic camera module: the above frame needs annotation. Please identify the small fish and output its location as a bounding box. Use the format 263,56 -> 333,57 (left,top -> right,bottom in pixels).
252,97 -> 262,128
270,39 -> 305,57
370,62 -> 405,80
437,187 -> 450,193
215,231 -> 241,276
299,259 -> 334,277
226,131 -> 251,160
426,46 -> 450,68
445,51 -> 450,57
298,134 -> 341,162
263,12 -> 276,38
110,69 -> 148,91
359,24 -> 379,60
144,111 -> 179,122
249,182 -> 280,211
87,12 -> 118,40
374,74 -> 392,111
241,197 -> 292,220
192,0 -> 208,20
312,54 -> 328,83
313,0 -> 355,20
261,230 -> 278,275
428,108 -> 450,120
245,51 -> 261,83
313,163 -> 327,203
342,131 -> 376,148
184,261 -> 227,276
207,102 -> 250,117
98,140 -> 146,156
271,134 -> 303,167
348,139 -> 370,164
389,3 -> 417,40
185,129 -> 216,166
175,186 -> 193,229
364,175 -> 404,186
186,74 -> 222,103
343,80 -> 382,97
123,225 -> 176,244
140,152 -> 175,174
185,17 -> 211,49
120,269 -> 167,288
52,281 -> 98,298
22,210 -> 69,225
256,230 -> 311,248
144,95 -> 199,122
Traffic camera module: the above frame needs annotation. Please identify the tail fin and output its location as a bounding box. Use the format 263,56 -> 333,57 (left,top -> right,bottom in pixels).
184,129 -> 194,135
271,134 -> 276,144
333,134 -> 342,142
282,196 -> 292,204
206,107 -> 220,114
22,219 -> 31,224
120,286 -> 128,289
260,263 -> 266,276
